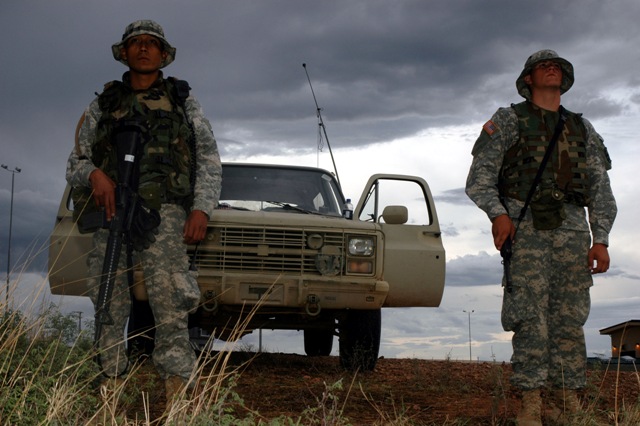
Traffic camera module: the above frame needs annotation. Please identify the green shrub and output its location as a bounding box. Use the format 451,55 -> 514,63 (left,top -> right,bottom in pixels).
0,307 -> 100,424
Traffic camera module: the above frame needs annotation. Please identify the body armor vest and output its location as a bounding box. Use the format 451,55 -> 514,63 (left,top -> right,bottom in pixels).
92,77 -> 193,210
500,101 -> 590,206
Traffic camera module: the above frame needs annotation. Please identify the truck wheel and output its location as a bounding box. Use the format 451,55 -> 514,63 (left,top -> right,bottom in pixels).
127,298 -> 155,359
339,309 -> 381,371
304,329 -> 334,356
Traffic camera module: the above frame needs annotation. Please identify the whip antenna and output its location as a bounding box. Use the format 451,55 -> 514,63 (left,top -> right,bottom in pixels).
303,63 -> 341,186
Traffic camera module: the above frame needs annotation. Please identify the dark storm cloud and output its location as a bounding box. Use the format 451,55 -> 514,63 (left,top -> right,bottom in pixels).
1,0 -> 639,275
445,252 -> 502,287
0,186 -> 57,275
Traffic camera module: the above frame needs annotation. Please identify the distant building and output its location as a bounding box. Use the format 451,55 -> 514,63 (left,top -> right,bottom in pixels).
599,320 -> 640,359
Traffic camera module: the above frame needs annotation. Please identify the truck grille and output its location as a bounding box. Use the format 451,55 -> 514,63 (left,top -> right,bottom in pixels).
192,227 -> 345,274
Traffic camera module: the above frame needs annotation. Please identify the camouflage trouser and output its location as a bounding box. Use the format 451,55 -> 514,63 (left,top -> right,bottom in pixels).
88,204 -> 201,380
501,220 -> 592,390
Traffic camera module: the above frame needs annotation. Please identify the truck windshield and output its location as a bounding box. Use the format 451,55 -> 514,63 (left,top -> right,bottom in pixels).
217,164 -> 344,216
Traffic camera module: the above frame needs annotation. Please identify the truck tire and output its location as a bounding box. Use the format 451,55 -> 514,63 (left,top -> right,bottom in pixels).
304,329 -> 334,356
339,309 -> 381,371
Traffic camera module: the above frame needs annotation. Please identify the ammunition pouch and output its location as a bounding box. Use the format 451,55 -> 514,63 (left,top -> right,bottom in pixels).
530,184 -> 566,230
74,197 -> 161,245
563,190 -> 590,207
71,186 -> 102,234
78,210 -> 107,234
138,180 -> 191,212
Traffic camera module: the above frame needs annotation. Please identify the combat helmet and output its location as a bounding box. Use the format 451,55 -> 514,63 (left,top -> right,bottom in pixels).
516,49 -> 574,100
112,20 -> 176,68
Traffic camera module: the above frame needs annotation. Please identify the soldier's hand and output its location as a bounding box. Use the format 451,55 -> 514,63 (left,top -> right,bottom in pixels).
491,214 -> 516,251
89,169 -> 116,220
588,243 -> 610,274
184,210 -> 209,244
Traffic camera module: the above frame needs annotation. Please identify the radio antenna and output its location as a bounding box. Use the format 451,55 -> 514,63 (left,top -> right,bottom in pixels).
303,63 -> 341,187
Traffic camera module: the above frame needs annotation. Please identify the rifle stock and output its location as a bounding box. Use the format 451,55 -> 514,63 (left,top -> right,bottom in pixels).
500,235 -> 513,293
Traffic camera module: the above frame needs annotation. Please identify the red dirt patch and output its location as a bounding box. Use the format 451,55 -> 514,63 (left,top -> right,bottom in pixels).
123,353 -> 639,425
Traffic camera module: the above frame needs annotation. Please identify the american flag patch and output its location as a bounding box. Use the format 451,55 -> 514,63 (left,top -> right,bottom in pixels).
483,120 -> 497,136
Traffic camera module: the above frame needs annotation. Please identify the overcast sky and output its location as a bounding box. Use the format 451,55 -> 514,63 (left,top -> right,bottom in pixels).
1,0 -> 639,362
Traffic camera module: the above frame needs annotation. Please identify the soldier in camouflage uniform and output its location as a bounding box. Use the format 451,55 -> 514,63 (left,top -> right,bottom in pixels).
66,20 -> 222,400
465,50 -> 616,425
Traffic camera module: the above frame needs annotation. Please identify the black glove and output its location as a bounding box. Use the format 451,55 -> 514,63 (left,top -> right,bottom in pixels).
129,205 -> 161,252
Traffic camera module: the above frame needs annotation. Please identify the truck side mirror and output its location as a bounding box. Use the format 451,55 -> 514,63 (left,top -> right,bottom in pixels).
381,205 -> 408,224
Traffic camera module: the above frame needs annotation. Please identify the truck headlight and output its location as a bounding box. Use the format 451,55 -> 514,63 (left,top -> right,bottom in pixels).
348,237 -> 374,256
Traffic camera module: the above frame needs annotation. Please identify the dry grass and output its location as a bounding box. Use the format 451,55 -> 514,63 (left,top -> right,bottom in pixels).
1,293 -> 639,425
2,248 -> 639,425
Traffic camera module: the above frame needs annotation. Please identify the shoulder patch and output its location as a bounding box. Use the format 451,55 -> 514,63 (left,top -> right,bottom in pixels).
102,80 -> 119,91
483,120 -> 498,136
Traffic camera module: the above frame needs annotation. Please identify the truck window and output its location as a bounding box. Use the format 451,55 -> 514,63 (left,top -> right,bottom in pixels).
358,178 -> 432,225
218,165 -> 343,215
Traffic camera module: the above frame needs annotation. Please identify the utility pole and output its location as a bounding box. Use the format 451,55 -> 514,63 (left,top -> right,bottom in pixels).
463,309 -> 474,361
71,311 -> 83,335
1,164 -> 21,314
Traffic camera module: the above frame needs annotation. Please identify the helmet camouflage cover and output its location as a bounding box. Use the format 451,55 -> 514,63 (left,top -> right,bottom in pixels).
516,49 -> 574,100
112,20 -> 176,68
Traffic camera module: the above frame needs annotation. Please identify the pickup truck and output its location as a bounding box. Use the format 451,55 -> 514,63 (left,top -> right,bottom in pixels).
48,163 -> 445,370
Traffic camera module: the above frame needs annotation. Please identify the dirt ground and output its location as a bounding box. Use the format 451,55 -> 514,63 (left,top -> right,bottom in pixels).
125,352 -> 639,425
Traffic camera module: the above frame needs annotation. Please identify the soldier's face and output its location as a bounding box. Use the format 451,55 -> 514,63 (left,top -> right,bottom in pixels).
524,61 -> 562,91
120,35 -> 167,74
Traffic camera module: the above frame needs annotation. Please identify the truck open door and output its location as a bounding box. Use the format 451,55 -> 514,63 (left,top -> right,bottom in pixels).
355,174 -> 446,307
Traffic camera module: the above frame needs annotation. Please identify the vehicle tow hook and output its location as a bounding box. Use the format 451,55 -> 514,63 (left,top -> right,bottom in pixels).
202,291 -> 218,312
305,294 -> 321,316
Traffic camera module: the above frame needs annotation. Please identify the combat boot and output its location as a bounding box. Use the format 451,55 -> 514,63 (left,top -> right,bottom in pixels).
556,389 -> 581,413
517,389 -> 542,426
165,375 -> 186,402
546,389 -> 581,422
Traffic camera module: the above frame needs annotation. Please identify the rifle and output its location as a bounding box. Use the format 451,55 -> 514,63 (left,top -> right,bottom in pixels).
93,120 -> 147,369
500,235 -> 513,293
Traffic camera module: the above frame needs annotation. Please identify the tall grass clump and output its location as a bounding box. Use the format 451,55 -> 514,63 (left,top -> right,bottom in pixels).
0,305 -> 100,424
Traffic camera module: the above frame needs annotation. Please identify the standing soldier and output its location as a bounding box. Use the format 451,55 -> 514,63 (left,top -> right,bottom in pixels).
465,50 -> 616,425
66,20 -> 222,401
